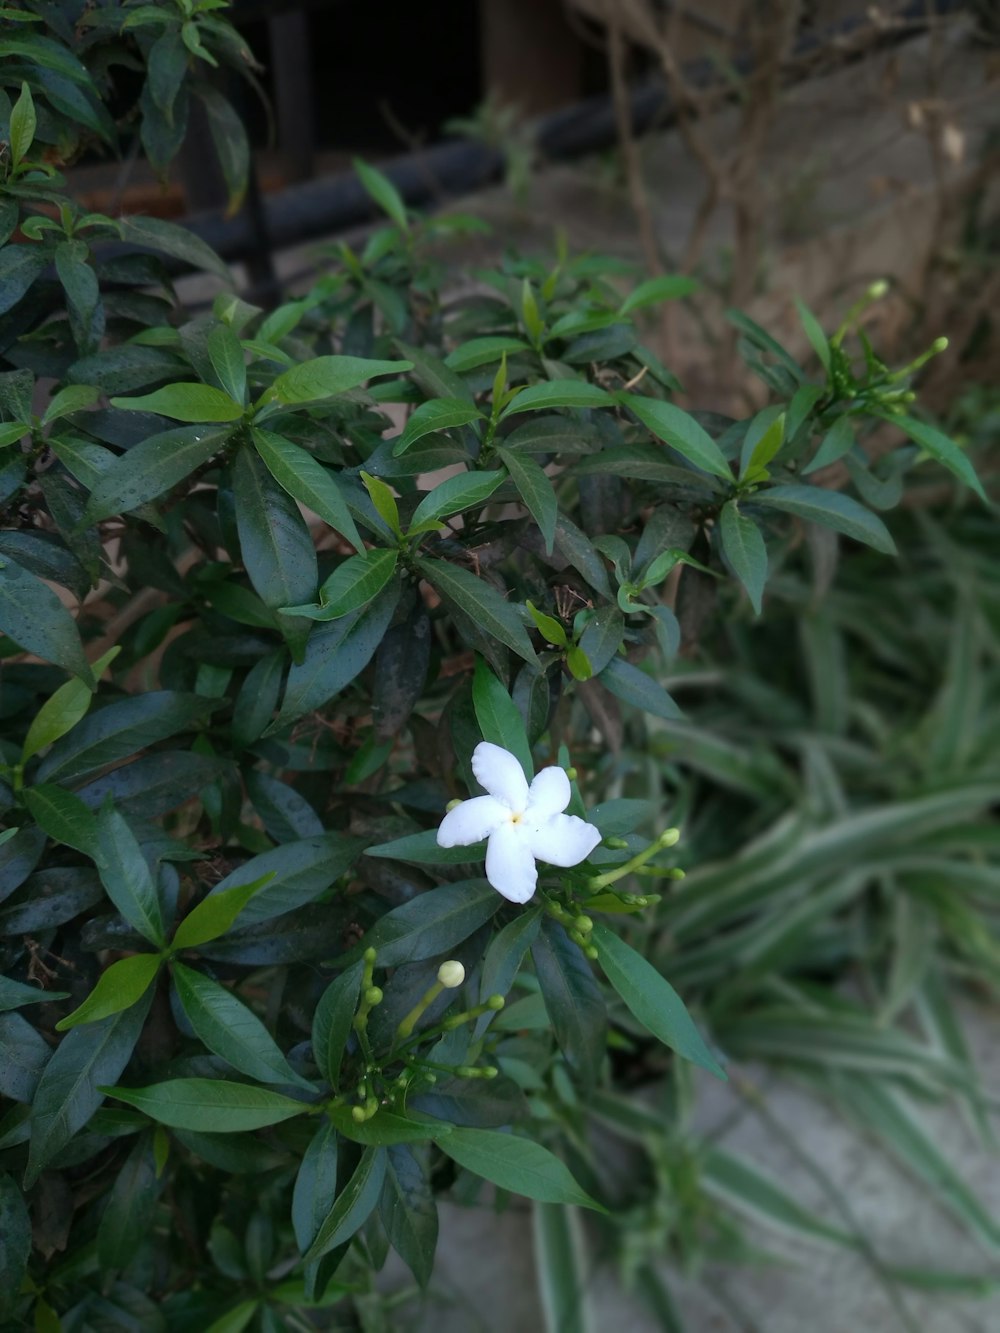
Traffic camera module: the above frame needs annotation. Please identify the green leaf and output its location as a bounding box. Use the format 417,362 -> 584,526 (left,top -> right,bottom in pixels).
393,397 -> 483,456
265,356 -> 411,408
0,554 -> 93,683
23,784 -> 98,856
284,549 -> 398,621
25,990 -> 154,1186
173,963 -> 314,1090
233,446 -> 317,636
500,380 -> 613,419
171,873 -> 275,950
119,214 -> 231,281
598,656 -> 681,720
380,1144 -> 438,1289
480,910 -> 542,1011
0,1172 -> 31,1318
207,322 -> 247,403
445,337 -> 530,372
473,656 -> 533,776
356,880 -> 500,968
801,415 -> 854,475
94,804 -> 165,946
497,447 -> 557,553
440,1128 -> 602,1209
96,1133 -> 160,1271
718,500 -> 767,614
110,383 -> 244,422
701,1148 -> 854,1246
365,829 -> 482,866
207,833 -> 364,928
794,297 -> 831,371
273,583 -> 401,727
355,158 -> 409,230
304,1144 -> 387,1263
200,87 -> 249,211
359,470 -> 402,538
726,309 -> 804,381
312,963 -> 364,1088
410,470 -> 503,527
739,406 -> 786,480
9,81 -> 36,168
621,394 -> 732,481
83,425 -> 233,522
252,429 -> 363,552
40,383 -> 99,425
880,412 -> 987,502
533,920 -> 606,1087
292,1118 -> 339,1253
56,240 -> 103,356
37,691 -> 215,786
590,922 -> 725,1078
0,1011 -> 49,1103
55,953 -> 161,1030
417,557 -> 537,665
526,601 -> 568,648
0,244 -> 47,318
619,273 -> 699,314
103,1079 -> 309,1132
0,976 -> 69,1013
324,1105 -> 444,1146
532,1202 -> 592,1333
753,484 -> 896,554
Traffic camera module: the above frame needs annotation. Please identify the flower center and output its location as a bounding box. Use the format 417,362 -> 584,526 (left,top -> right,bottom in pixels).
509,811 -> 524,824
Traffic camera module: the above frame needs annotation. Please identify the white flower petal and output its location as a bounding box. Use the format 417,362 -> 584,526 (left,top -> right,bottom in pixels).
485,822 -> 538,903
526,814 -> 602,868
526,765 -> 570,819
437,796 -> 508,848
472,741 -> 529,811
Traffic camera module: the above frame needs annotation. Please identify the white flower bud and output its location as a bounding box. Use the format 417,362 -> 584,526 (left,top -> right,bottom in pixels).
437,960 -> 465,989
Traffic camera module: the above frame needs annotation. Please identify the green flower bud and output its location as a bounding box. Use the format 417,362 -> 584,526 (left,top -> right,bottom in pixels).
351,1105 -> 367,1124
486,994 -> 505,1010
574,915 -> 593,935
365,986 -> 383,1007
437,960 -> 466,988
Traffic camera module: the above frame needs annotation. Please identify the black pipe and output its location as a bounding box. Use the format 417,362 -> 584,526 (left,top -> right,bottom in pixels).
167,0 -> 969,265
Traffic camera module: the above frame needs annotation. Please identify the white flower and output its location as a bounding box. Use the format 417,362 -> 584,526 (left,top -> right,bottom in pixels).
437,742 -> 602,904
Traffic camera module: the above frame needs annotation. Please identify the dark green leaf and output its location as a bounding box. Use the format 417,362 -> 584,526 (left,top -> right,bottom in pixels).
94,804 -> 165,946
598,656 -> 682,720
718,500 -> 767,614
173,963 -> 314,1090
207,833 -> 364,927
233,446 -> 317,638
417,558 -> 537,665
273,581 -> 401,727
355,158 -> 409,230
0,244 -> 46,316
578,607 -> 623,677
0,1011 -> 50,1103
25,989 -> 153,1186
37,691 -> 216,786
801,415 -> 854,476
380,1144 -> 438,1288
356,880 -> 500,968
620,274 -> 699,314
252,429 -> 363,553
794,297 -> 831,371
23,784 -> 97,856
0,825 -> 46,905
312,963 -> 364,1088
439,1129 -> 602,1209
881,412 -> 987,501
292,1118 -> 339,1252
445,337 -> 530,372
497,447 -> 557,553
753,484 -> 896,554
303,1144 -> 386,1263
200,87 -> 249,211
103,1079 -> 309,1131
119,215 -> 230,281
0,976 -> 70,1013
590,922 -> 724,1078
0,1172 -> 29,1316
0,554 -> 92,683
621,394 -> 732,481
84,425 -> 233,522
97,1133 -> 160,1271
535,920 -> 607,1088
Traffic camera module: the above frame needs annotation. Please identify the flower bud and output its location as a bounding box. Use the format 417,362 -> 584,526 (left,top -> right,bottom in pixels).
481,1065 -> 498,1078
351,1105 -> 366,1123
445,798 -> 463,812
932,336 -> 948,353
565,766 -> 578,781
867,279 -> 889,300
574,915 -> 593,935
363,947 -> 377,964
365,986 -> 383,1007
437,960 -> 465,989
486,994 -> 505,1010
584,944 -> 599,960
658,828 -> 680,848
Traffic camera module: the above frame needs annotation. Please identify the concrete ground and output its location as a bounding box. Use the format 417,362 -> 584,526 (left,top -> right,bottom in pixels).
380,1000 -> 1000,1333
